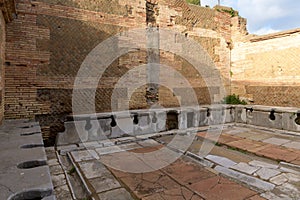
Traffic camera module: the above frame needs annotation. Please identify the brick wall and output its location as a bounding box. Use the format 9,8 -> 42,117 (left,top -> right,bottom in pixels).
231,28 -> 300,107
5,0 -> 232,144
0,12 -> 5,122
3,0 -> 300,145
0,0 -> 16,123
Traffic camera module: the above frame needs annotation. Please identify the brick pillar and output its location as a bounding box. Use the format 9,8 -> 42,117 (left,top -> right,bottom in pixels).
146,0 -> 160,106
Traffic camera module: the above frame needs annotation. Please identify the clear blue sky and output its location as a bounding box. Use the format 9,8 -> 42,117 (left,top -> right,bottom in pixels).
201,0 -> 300,35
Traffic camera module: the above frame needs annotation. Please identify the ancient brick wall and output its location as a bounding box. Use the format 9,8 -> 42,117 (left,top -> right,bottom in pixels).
0,0 -> 16,123
0,12 -> 5,122
5,0 -> 232,144
231,27 -> 300,107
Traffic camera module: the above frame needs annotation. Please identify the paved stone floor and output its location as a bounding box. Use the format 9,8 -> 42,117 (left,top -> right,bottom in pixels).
52,125 -> 300,200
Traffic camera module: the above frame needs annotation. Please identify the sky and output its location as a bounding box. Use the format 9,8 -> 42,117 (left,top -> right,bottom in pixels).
201,0 -> 300,35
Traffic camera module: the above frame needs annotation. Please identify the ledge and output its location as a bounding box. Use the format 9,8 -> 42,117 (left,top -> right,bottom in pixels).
250,28 -> 300,42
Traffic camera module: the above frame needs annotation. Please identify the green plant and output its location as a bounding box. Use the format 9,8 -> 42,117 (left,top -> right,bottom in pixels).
215,142 -> 222,147
186,0 -> 200,5
68,166 -> 76,175
217,8 -> 238,17
222,94 -> 247,105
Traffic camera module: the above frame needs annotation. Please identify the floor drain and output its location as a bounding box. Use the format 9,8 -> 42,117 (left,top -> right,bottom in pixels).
17,160 -> 47,169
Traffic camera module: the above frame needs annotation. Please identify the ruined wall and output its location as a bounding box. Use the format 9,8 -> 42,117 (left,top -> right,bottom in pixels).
231,26 -> 300,107
0,12 -> 5,122
5,0 -> 232,144
0,0 -> 16,123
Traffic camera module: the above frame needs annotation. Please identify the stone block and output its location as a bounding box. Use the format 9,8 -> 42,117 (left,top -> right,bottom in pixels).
199,108 -> 208,126
282,111 -> 300,132
79,141 -> 103,149
155,111 -> 167,132
284,173 -> 300,182
178,111 -> 187,130
225,107 -> 235,123
56,121 -> 87,145
255,168 -> 281,180
270,174 -> 288,186
70,150 -> 99,162
235,106 -> 247,123
205,155 -> 236,168
249,160 -> 278,169
247,110 -> 283,130
95,146 -> 125,156
90,175 -> 121,193
111,117 -> 134,138
283,141 -> 300,150
98,188 -> 134,200
263,137 -> 290,146
78,160 -> 110,179
214,166 -> 275,191
230,162 -> 260,175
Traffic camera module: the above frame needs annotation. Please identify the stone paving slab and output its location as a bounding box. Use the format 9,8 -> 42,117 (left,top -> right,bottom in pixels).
78,141 -> 103,149
255,168 -> 281,180
279,166 -> 300,175
98,188 -> 134,200
78,160 -> 109,179
249,161 -> 279,169
90,175 -> 121,193
142,186 -> 204,200
263,138 -> 291,146
261,191 -> 291,200
235,132 -> 260,139
256,146 -> 298,162
95,142 -> 142,156
118,171 -> 179,198
284,173 -> 300,182
107,156 -> 263,200
189,176 -> 258,200
231,162 -> 260,175
95,145 -> 126,155
67,129 -> 300,200
269,174 -> 288,186
206,154 -> 237,168
199,128 -> 300,164
215,166 -> 275,191
70,149 -> 99,162
283,141 -> 300,150
138,139 -> 160,147
277,183 -> 300,199
246,133 -> 272,142
162,158 -> 216,186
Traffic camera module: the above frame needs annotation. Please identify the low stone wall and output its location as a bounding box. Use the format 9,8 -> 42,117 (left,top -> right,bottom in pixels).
236,105 -> 300,132
57,105 -> 300,145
